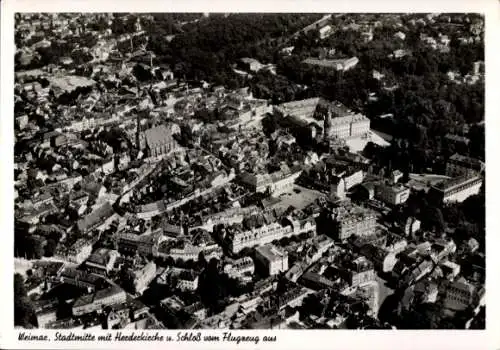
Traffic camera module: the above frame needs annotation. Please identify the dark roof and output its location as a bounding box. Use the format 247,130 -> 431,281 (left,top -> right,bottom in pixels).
86,248 -> 117,266
77,202 -> 114,232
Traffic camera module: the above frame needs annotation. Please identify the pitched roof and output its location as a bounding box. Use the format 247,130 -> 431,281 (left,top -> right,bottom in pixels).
144,125 -> 173,149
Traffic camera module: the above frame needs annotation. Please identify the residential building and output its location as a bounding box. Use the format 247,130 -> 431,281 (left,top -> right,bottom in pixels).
131,261 -> 157,295
76,202 -> 115,233
359,183 -> 375,200
239,58 -> 262,72
116,230 -> 163,257
72,285 -> 127,316
394,31 -> 406,40
277,287 -> 313,310
285,262 -> 307,283
85,248 -> 120,276
227,216 -> 315,253
391,170 -> 403,184
255,244 -> 288,276
465,238 -> 480,253
34,299 -> 59,328
16,114 -> 29,130
302,57 -> 359,71
359,244 -> 398,273
176,270 -> 200,292
336,256 -> 375,287
446,154 -> 485,177
440,260 -> 461,280
328,206 -> 377,241
473,61 -> 485,75
343,169 -> 364,190
330,177 -> 346,200
239,164 -> 302,196
64,238 -> 94,264
160,295 -> 185,314
319,25 -> 333,39
184,302 -> 207,321
444,133 -> 470,147
404,217 -> 421,238
443,277 -> 485,312
361,30 -> 373,43
391,49 -> 410,59
58,267 -> 104,293
164,243 -> 198,260
223,257 -> 255,280
375,183 -> 410,205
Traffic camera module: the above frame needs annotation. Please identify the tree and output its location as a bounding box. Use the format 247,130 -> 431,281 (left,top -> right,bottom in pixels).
426,206 -> 445,233
44,239 -> 58,257
198,258 -> 228,313
14,274 -> 36,328
461,194 -> 485,227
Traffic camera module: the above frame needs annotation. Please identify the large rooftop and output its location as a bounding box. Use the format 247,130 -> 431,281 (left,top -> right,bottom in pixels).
256,244 -> 287,262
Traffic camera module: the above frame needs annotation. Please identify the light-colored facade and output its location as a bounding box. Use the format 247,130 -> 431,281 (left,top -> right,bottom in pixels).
177,273 -> 199,292
404,217 -> 421,237
332,207 -> 377,241
444,278 -> 484,311
330,178 -> 346,200
431,175 -> 483,203
72,286 -> 127,316
66,239 -> 94,264
376,183 -> 410,205
324,106 -> 370,141
224,257 -> 255,279
255,244 -> 289,276
346,257 -> 376,287
343,170 -> 364,190
319,25 -> 333,39
228,217 -> 315,253
36,309 -> 58,328
132,261 -> 157,295
239,165 -> 302,196
302,57 -> 359,71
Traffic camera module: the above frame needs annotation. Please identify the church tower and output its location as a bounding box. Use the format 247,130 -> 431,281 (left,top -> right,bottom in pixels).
135,114 -> 141,150
323,108 -> 332,140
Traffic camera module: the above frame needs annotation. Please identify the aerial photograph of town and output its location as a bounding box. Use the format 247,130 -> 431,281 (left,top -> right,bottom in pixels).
13,12 -> 485,330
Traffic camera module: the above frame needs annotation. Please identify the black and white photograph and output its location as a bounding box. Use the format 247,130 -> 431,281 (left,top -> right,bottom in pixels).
11,11 -> 488,332
2,0 -> 498,347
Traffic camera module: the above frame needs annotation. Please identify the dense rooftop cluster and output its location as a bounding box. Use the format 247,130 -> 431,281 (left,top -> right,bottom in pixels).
14,12 -> 485,331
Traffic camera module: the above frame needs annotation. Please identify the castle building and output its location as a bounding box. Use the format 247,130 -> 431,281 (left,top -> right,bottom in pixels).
429,175 -> 483,203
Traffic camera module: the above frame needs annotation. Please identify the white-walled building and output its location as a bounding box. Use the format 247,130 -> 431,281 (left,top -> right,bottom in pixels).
227,217 -> 316,253
132,261 -> 157,295
223,257 -> 255,280
430,175 -> 483,203
176,270 -> 199,292
255,244 -> 289,276
343,169 -> 364,190
443,277 -> 485,312
376,183 -> 410,205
